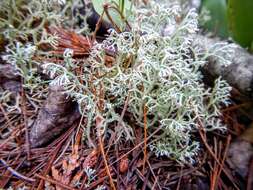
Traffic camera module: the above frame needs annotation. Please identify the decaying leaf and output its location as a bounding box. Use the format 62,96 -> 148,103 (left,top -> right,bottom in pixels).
50,135 -> 98,189
51,166 -> 63,190
51,137 -> 82,189
119,156 -> 129,173
29,85 -> 80,147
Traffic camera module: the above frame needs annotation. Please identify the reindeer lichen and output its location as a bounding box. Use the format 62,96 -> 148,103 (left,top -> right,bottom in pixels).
0,0 -> 91,113
42,1 -> 233,163
0,0 -> 235,164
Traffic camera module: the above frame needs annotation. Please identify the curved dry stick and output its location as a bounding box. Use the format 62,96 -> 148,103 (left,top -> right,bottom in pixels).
0,159 -> 35,183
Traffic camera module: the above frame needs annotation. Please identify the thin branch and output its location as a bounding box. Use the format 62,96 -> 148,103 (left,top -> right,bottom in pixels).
103,4 -> 121,33
0,159 -> 35,183
92,10 -> 105,43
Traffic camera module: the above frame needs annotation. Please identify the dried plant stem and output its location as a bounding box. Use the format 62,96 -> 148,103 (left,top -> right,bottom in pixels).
147,160 -> 162,190
92,10 -> 105,43
0,127 -> 25,149
108,5 -> 132,30
37,125 -> 76,190
103,4 -> 121,33
142,104 -> 148,174
116,93 -> 130,129
21,80 -> 31,160
86,176 -> 108,190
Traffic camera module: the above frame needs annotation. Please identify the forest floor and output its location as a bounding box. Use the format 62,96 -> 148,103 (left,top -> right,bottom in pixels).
1,1 -> 253,189
0,63 -> 253,189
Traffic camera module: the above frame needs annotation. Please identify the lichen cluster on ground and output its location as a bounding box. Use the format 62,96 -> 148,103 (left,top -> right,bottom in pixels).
0,0 -> 251,189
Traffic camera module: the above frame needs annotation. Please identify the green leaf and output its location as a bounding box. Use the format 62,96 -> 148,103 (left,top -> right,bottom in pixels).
92,0 -> 132,30
227,0 -> 253,50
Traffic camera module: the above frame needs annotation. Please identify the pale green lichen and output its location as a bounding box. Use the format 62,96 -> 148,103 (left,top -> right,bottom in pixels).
0,0 -> 90,44
43,1 -> 233,163
0,0 -> 234,164
0,0 -> 91,114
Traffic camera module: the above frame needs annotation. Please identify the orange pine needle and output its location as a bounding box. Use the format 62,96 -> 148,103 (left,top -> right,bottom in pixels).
47,27 -> 92,57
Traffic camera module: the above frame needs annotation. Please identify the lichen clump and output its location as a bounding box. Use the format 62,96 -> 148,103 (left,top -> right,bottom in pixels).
0,0 -> 233,164
0,0 -> 90,113
43,1 -> 232,163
